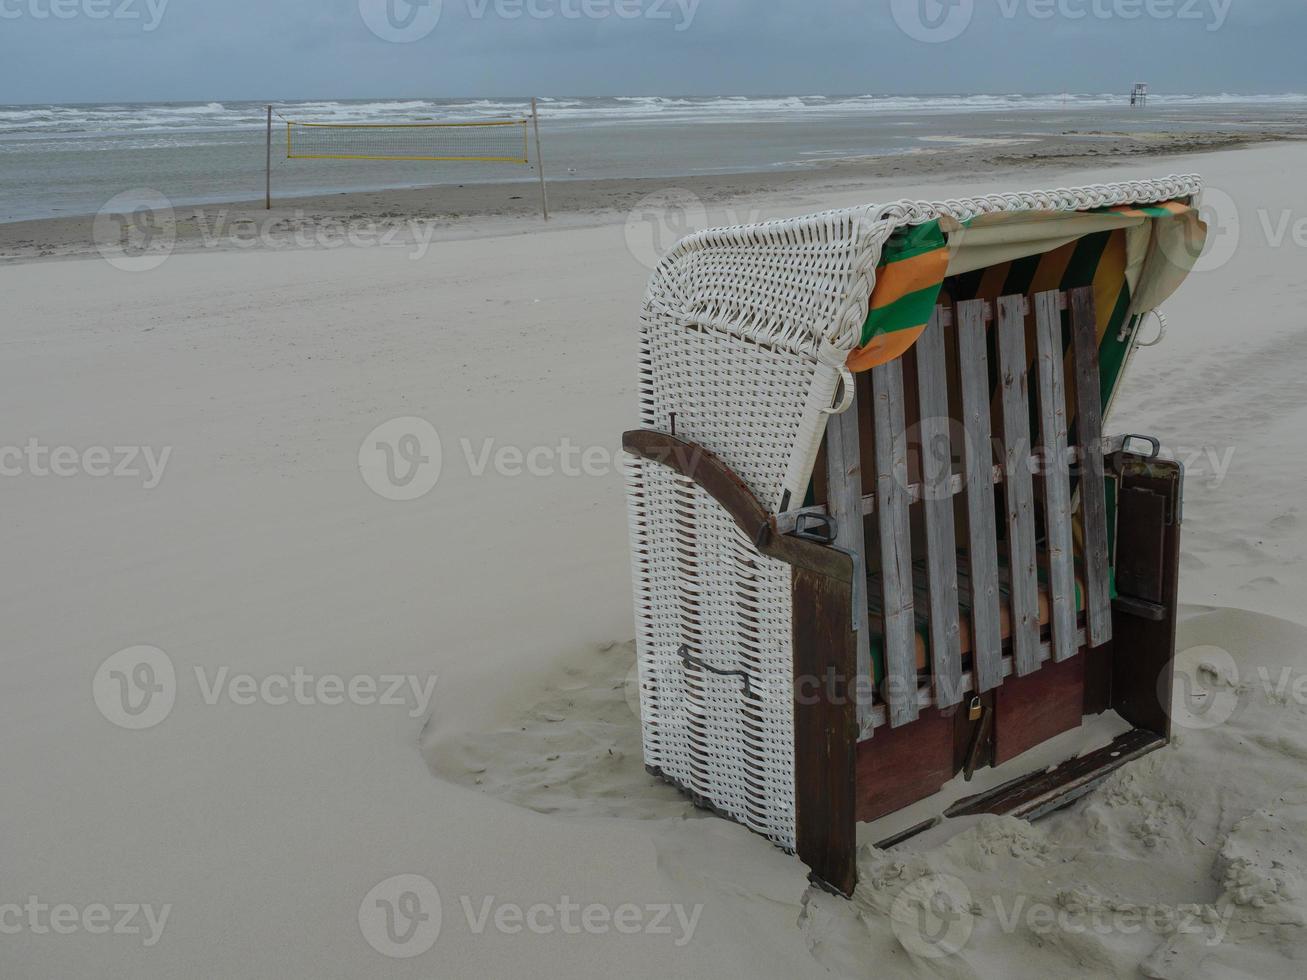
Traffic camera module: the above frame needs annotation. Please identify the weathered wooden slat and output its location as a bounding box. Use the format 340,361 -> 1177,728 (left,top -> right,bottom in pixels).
914,309 -> 963,707
825,386 -> 873,735
1034,290 -> 1079,663
996,294 -> 1041,676
955,299 -> 1004,694
871,357 -> 919,727
1070,287 -> 1113,648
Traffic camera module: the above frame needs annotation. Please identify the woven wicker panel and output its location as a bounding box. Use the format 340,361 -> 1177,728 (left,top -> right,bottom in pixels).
624,312 -> 808,849
626,456 -> 797,848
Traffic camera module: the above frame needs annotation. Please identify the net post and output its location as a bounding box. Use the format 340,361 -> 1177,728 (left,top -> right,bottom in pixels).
532,98 -> 549,222
265,105 -> 272,210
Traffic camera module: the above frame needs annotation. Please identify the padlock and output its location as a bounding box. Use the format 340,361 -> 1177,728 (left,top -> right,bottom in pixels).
968,696 -> 983,722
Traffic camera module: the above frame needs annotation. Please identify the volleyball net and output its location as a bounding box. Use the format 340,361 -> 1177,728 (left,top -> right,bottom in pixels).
284,117 -> 530,163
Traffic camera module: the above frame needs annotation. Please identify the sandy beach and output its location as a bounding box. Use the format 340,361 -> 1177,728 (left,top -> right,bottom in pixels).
3,136 -> 1307,978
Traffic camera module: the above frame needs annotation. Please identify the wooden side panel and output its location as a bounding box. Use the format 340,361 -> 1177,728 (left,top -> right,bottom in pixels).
1034,290 -> 1078,663
996,294 -> 1042,676
1070,287 -> 1113,648
792,564 -> 857,896
1116,488 -> 1167,604
871,358 -> 919,727
1111,461 -> 1183,738
993,653 -> 1086,765
826,388 -> 873,735
955,299 -> 1004,694
855,706 -> 955,823
915,309 -> 964,707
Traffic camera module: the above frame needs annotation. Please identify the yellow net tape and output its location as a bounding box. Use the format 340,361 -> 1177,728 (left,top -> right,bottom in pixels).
285,118 -> 530,163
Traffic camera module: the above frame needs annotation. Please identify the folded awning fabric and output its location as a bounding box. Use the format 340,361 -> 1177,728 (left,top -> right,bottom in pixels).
847,200 -> 1208,380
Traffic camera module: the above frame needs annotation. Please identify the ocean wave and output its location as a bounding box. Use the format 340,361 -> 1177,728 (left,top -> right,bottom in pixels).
3,93 -> 1307,137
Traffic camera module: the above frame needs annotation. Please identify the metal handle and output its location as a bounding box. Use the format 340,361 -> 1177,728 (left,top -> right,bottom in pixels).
678,645 -> 753,696
793,512 -> 838,545
1120,434 -> 1161,460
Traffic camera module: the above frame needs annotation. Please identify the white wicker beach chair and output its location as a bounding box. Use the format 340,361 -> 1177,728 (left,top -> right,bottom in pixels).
623,176 -> 1206,894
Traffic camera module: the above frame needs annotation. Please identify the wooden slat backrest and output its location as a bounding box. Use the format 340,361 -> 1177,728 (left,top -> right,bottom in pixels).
1069,287 -> 1114,647
1033,290 -> 1079,662
955,299 -> 1005,695
915,308 -> 964,707
832,287 -> 1114,736
996,294 -> 1042,677
871,357 -> 919,728
826,385 -> 874,736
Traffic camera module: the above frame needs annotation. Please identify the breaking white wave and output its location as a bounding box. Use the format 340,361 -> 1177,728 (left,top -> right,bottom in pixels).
4,93 -> 1307,137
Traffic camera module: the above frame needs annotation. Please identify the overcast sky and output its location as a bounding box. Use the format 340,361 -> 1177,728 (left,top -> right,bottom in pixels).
1,0 -> 1304,104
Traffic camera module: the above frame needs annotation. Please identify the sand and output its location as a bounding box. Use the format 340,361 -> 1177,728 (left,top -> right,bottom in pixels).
2,140 -> 1306,978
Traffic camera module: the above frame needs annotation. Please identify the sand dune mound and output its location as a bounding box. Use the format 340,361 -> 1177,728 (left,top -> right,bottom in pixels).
421,640 -> 692,821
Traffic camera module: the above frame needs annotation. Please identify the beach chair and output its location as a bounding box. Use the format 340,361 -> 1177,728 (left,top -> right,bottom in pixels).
622,177 -> 1207,896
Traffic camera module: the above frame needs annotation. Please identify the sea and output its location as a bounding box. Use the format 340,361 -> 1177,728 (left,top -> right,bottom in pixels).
3,93 -> 1305,223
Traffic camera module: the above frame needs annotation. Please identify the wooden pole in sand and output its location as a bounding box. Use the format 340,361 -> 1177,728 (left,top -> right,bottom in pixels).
532,98 -> 549,222
265,105 -> 272,210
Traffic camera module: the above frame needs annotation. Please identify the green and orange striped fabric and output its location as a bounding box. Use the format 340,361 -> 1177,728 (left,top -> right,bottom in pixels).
846,220 -> 950,372
847,200 -> 1195,375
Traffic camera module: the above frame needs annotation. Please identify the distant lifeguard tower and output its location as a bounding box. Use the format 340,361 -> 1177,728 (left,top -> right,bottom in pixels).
1130,83 -> 1149,107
